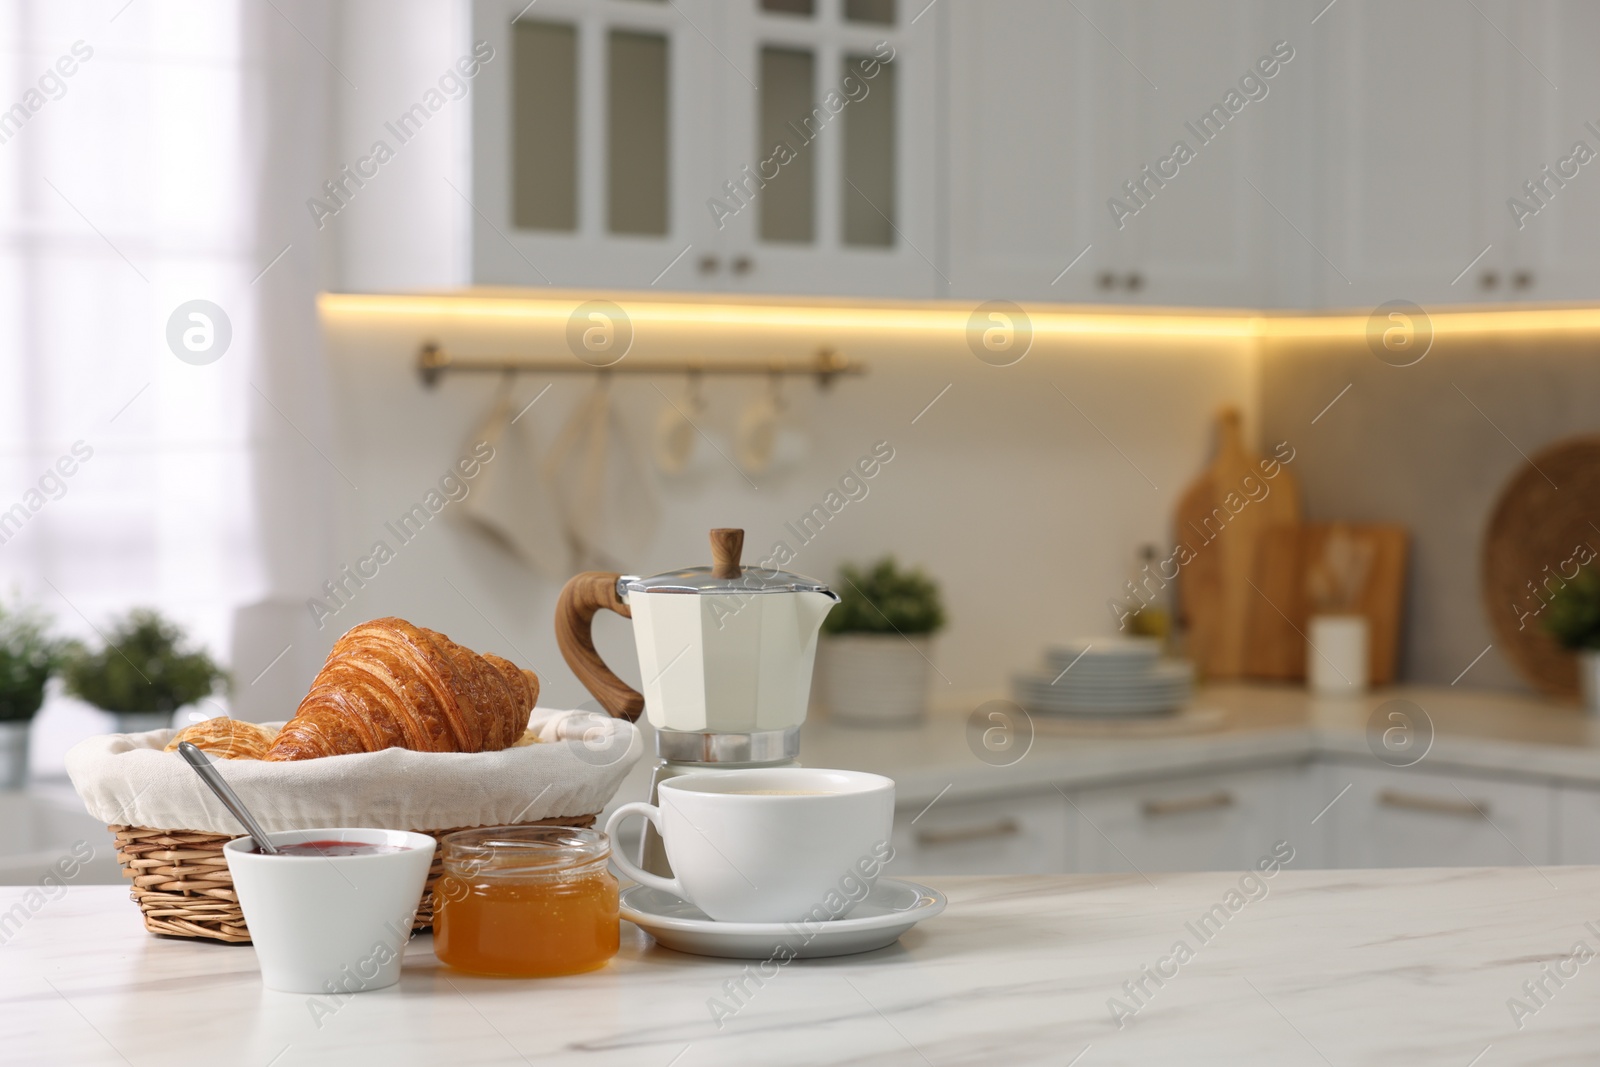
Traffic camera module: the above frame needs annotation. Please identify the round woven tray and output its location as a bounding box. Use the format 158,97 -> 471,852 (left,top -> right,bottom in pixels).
111,813 -> 598,943
1482,435 -> 1600,699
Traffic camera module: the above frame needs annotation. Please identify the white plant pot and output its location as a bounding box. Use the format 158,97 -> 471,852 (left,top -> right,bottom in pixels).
817,634 -> 933,728
0,720 -> 29,790
1578,650 -> 1600,717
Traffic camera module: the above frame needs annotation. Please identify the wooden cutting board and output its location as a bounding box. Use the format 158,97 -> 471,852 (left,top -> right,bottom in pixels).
1173,407 -> 1301,679
1243,523 -> 1410,684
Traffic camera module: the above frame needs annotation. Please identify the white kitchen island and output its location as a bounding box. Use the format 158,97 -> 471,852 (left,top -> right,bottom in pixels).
3,869 -> 1596,1066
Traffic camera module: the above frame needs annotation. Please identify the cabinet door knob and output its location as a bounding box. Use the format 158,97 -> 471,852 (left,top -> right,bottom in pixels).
1140,791 -> 1234,817
1480,270 -> 1500,290
731,255 -> 754,276
1125,272 -> 1145,292
1377,789 -> 1488,819
698,255 -> 720,275
1513,270 -> 1533,290
914,818 -> 1021,847
1097,271 -> 1117,290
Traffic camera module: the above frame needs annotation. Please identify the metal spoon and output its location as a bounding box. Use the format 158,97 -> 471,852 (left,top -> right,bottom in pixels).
176,741 -> 280,855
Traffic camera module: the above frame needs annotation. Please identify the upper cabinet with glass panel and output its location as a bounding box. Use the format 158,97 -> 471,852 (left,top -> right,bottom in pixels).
471,0 -> 940,297
472,0 -> 705,289
470,0 -> 1600,309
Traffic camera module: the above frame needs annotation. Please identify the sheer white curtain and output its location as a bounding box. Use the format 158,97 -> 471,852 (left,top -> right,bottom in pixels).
0,0 -> 338,765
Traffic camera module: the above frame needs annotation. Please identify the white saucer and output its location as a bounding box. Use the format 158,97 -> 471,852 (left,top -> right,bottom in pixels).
619,877 -> 945,960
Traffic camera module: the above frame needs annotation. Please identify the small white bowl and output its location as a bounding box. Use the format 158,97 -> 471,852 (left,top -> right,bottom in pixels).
223,828 -> 436,995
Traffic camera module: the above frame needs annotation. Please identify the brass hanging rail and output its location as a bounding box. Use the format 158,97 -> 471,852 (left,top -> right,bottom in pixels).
416,343 -> 864,389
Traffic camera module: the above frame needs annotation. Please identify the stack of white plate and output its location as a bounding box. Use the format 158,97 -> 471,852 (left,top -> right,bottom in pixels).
1011,637 -> 1193,716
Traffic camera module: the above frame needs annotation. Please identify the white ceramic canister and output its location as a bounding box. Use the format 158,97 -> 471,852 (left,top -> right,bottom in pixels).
1308,614 -> 1369,696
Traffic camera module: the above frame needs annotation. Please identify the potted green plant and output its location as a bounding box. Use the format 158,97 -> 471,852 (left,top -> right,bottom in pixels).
816,557 -> 947,727
0,599 -> 69,789
63,609 -> 229,733
1544,566 -> 1600,714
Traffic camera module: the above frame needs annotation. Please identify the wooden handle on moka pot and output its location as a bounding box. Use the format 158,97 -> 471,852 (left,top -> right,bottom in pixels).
556,530 -> 748,721
554,572 -> 646,721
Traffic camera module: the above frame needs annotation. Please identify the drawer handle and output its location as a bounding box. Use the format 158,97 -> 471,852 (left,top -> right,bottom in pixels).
1377,789 -> 1488,819
1141,791 -> 1234,818
914,818 -> 1021,847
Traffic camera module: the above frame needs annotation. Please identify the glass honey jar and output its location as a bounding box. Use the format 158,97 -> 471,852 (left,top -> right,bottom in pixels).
433,826 -> 620,978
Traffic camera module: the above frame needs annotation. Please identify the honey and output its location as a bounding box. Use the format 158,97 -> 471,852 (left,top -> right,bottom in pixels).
433,826 -> 620,978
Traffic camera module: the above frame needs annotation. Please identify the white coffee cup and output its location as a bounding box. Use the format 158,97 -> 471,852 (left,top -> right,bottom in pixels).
223,828 -> 436,994
606,768 -> 895,923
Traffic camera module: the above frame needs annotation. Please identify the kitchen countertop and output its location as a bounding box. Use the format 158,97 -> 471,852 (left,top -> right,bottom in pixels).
6,869 -> 1597,1065
789,684 -> 1600,806
11,683 -> 1596,887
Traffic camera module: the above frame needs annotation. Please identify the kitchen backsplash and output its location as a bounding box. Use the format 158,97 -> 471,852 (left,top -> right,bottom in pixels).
301,300 -> 1600,709
1260,325 -> 1600,691
313,302 -> 1256,712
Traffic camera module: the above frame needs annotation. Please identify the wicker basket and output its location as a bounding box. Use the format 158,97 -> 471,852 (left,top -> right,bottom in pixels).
111,814 -> 598,943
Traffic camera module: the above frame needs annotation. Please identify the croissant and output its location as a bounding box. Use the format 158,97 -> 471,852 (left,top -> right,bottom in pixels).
264,617 -> 538,761
165,718 -> 278,761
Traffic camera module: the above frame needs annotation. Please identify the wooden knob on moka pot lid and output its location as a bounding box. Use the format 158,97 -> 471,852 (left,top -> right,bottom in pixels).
710,528 -> 744,579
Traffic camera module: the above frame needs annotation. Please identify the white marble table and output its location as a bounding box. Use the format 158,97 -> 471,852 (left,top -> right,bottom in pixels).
4,870 -> 1598,1065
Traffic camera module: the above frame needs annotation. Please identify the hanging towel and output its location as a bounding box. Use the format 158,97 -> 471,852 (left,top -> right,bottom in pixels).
458,375 -> 573,576
544,378 -> 660,568
654,378 -> 705,476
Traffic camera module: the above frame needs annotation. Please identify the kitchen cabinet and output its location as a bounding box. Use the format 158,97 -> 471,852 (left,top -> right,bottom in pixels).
472,0 -> 725,290
471,0 -> 940,296
944,0 -> 1600,307
944,0 -> 1594,309
884,759 -> 1578,877
1506,0 -> 1600,302
887,789 -> 1068,876
1079,0 -> 1275,307
1320,761 -> 1555,869
1308,0 -> 1528,307
715,0 -> 942,296
472,0 -> 1600,304
941,0 -> 1098,301
1065,765 -> 1311,874
944,0 -> 1271,306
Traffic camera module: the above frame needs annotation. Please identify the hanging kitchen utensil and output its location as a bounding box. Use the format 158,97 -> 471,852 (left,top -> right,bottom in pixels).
735,375 -> 782,476
653,373 -> 705,477
735,374 -> 811,479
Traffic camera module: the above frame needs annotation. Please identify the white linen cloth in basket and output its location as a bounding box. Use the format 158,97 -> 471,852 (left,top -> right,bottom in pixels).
65,708 -> 642,836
